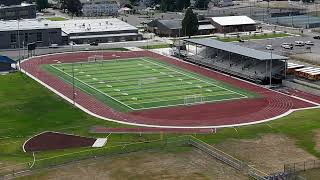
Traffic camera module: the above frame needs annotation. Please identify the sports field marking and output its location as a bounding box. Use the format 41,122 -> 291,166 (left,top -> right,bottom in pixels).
49,57 -> 251,111
141,58 -> 247,98
49,64 -> 135,110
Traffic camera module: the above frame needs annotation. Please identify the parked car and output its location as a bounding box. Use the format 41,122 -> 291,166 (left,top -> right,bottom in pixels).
49,44 -> 59,48
266,45 -> 273,50
281,43 -> 293,48
294,41 -> 305,46
282,44 -> 293,50
305,41 -> 314,45
313,36 -> 320,39
90,42 -> 99,46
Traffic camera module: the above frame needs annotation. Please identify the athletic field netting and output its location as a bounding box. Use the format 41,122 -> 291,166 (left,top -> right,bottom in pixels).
45,57 -> 255,111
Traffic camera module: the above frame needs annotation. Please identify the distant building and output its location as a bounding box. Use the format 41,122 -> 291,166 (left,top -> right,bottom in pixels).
82,0 -> 119,17
0,19 -> 62,49
0,3 -> 36,20
147,19 -> 215,37
209,16 -> 257,33
52,18 -> 142,44
0,18 -> 142,49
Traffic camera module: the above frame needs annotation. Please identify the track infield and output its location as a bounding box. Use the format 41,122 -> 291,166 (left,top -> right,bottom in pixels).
44,57 -> 255,112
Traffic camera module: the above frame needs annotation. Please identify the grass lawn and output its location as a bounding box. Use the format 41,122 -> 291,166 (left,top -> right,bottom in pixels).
0,72 -> 320,176
46,17 -> 67,21
44,57 -> 255,112
139,44 -> 171,49
217,33 -> 289,42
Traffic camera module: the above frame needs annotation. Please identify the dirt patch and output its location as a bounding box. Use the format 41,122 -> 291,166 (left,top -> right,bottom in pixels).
16,149 -> 248,180
23,132 -> 96,152
290,53 -> 320,66
314,130 -> 320,152
215,134 -> 316,174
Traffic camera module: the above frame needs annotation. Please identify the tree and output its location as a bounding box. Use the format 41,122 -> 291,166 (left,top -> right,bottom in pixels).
194,0 -> 209,9
65,0 -> 82,16
182,8 -> 199,37
36,0 -> 48,11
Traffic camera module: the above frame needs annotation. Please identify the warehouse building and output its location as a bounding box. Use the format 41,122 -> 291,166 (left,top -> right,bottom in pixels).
0,18 -> 142,49
51,18 -> 142,44
209,16 -> 257,33
147,19 -> 215,37
0,19 -> 62,49
0,3 -> 36,20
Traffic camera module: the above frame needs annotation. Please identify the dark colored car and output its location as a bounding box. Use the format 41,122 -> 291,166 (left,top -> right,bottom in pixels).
313,36 -> 320,39
90,42 -> 99,46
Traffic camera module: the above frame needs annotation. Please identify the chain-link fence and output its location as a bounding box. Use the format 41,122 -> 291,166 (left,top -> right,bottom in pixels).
284,159 -> 320,173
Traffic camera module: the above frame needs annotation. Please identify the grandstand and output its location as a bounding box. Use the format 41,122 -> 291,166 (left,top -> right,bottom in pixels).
181,38 -> 288,84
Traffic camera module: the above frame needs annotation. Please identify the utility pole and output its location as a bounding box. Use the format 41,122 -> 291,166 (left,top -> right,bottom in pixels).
72,62 -> 75,105
269,49 -> 273,87
17,18 -> 21,70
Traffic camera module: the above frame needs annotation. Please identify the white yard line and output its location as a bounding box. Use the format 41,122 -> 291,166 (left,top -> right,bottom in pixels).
141,58 -> 248,98
129,96 -> 248,111
50,64 -> 135,110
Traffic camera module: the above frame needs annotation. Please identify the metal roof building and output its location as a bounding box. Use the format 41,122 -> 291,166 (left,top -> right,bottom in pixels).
184,38 -> 288,61
182,38 -> 287,84
147,19 -> 215,37
209,16 -> 257,33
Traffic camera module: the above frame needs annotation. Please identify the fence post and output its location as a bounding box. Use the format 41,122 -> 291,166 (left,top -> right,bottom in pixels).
304,161 -> 306,171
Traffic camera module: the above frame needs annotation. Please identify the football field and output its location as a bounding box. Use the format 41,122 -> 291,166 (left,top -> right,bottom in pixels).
46,57 -> 254,112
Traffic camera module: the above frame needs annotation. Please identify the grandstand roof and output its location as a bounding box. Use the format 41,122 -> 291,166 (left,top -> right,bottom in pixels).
185,38 -> 288,61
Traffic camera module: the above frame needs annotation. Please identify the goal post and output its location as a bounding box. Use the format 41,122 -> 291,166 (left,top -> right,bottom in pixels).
88,56 -> 96,63
95,55 -> 104,62
184,95 -> 204,105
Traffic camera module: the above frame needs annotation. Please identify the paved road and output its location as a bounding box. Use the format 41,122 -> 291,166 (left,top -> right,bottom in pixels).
0,39 -> 168,60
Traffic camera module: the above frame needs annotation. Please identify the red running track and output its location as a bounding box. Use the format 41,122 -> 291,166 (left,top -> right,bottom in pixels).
20,51 -> 318,127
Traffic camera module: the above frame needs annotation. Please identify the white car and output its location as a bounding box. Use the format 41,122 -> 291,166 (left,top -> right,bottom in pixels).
266,45 -> 273,50
49,44 -> 59,48
305,41 -> 314,45
281,43 -> 293,49
295,41 -> 305,46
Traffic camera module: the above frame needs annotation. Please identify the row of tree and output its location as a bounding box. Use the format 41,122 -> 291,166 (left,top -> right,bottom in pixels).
160,0 -> 190,12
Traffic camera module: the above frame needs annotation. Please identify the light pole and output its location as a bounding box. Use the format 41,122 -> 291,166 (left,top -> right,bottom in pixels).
72,62 -> 76,105
269,49 -> 273,87
17,18 -> 21,70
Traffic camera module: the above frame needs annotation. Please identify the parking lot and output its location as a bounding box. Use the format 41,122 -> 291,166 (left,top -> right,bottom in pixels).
234,34 -> 320,55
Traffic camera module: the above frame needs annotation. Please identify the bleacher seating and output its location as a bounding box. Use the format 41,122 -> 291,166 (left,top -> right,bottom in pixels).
184,48 -> 285,83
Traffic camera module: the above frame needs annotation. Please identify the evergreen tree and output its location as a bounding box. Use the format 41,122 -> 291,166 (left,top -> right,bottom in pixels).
65,0 -> 82,16
182,8 -> 199,37
36,0 -> 48,11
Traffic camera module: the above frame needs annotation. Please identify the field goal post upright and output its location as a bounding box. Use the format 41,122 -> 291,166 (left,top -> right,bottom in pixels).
184,94 -> 204,105
88,56 -> 96,63
95,55 -> 104,62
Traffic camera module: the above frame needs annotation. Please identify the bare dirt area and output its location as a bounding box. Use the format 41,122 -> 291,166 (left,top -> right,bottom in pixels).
298,168 -> 320,180
290,53 -> 320,66
215,134 -> 316,174
314,129 -> 320,152
15,148 -> 248,180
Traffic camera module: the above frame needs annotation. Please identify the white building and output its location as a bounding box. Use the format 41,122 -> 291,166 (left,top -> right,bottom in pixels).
82,0 -> 120,17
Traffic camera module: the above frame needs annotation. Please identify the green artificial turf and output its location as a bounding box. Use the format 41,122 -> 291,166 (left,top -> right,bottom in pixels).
44,57 -> 256,112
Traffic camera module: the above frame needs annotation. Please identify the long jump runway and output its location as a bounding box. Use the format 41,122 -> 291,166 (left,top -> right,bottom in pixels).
20,51 -> 319,128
